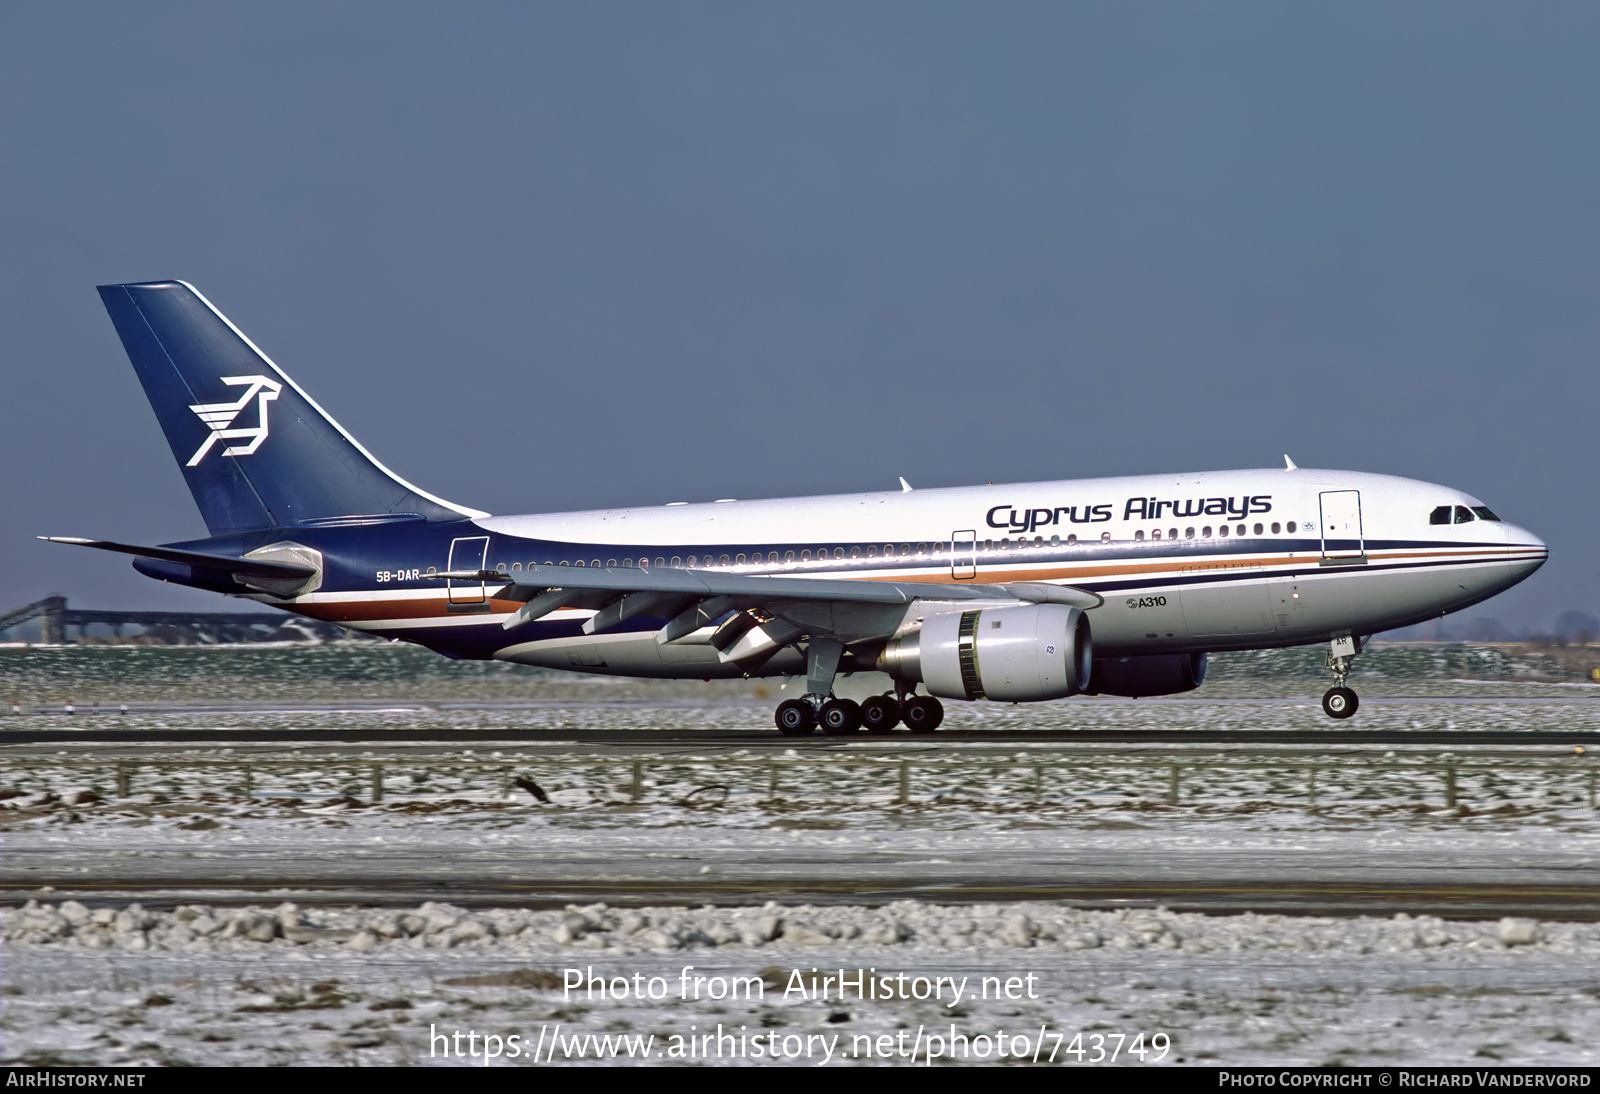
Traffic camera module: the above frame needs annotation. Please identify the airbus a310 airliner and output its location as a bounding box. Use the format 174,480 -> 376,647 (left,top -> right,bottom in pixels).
45,282 -> 1547,733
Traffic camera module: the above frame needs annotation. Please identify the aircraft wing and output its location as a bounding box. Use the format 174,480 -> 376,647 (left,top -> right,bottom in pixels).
438,563 -> 1101,607
431,564 -> 1100,663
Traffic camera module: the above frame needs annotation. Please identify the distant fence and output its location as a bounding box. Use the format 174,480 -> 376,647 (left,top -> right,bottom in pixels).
0,751 -> 1593,813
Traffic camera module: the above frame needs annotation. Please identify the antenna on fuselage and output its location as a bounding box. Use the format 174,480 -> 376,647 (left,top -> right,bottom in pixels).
899,477 -> 913,492
1283,454 -> 1298,471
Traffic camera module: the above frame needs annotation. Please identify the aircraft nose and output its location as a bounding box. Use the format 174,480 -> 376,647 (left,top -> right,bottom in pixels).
1503,523 -> 1548,567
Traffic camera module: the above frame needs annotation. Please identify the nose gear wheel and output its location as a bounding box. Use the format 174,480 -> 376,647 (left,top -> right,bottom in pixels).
1321,686 -> 1358,719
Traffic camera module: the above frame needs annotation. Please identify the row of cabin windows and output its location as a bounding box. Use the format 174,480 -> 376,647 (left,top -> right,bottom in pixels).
1430,505 -> 1501,525
1134,521 -> 1297,542
483,521 -> 1312,572
494,545 -> 938,571
480,521 -> 1309,573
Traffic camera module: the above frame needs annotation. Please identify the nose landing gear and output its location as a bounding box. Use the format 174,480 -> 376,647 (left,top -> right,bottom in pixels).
1321,636 -> 1362,719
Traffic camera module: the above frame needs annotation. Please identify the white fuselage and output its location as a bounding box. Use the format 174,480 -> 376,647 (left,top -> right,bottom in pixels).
279,466 -> 1546,679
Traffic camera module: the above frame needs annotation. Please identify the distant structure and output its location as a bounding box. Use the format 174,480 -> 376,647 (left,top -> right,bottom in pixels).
0,596 -> 349,644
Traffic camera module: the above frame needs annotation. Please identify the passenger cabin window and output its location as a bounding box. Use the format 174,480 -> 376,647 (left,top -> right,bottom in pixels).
1101,532 -> 1111,542
1473,507 -> 1501,521
850,546 -> 861,558
785,551 -> 795,562
1271,522 -> 1280,534
720,554 -> 731,566
1253,523 -> 1263,535
1202,526 -> 1212,538
1217,525 -> 1228,537
1066,534 -> 1078,545
1134,530 -> 1145,541
1185,528 -> 1195,539
1050,535 -> 1061,546
1454,506 -> 1475,524
1429,505 -> 1453,525
1286,522 -> 1297,533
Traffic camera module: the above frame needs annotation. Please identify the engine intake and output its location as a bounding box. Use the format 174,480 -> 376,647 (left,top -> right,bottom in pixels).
879,604 -> 1092,702
1087,652 -> 1207,697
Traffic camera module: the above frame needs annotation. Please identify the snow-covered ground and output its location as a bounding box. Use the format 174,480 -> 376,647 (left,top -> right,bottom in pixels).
4,899 -> 1599,1066
3,646 -> 1599,1066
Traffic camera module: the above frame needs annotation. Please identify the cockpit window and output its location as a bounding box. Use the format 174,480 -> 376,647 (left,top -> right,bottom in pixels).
1429,505 -> 1452,525
1471,506 -> 1501,521
1454,506 -> 1474,524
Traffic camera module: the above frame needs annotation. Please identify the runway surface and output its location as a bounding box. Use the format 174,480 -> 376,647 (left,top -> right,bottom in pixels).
6,727 -> 1599,747
5,826 -> 1598,918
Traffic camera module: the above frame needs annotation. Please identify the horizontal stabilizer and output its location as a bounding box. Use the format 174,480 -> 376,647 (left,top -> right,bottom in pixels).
39,537 -> 316,581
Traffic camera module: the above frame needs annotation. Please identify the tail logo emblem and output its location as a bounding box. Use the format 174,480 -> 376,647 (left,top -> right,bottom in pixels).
186,375 -> 283,466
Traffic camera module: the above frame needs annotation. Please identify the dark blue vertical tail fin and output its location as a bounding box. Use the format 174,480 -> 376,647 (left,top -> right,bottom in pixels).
97,281 -> 484,535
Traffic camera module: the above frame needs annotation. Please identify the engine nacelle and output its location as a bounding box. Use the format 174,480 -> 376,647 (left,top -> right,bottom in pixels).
879,604 -> 1092,702
1087,652 -> 1207,697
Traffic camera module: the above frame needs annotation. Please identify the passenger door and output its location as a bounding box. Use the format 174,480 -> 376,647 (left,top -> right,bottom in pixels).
951,530 -> 977,580
447,536 -> 490,605
1319,490 -> 1365,563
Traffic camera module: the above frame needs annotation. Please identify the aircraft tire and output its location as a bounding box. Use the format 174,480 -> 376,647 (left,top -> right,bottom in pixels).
903,696 -> 944,734
819,698 -> 863,735
1321,686 -> 1359,719
775,699 -> 816,735
861,696 -> 901,734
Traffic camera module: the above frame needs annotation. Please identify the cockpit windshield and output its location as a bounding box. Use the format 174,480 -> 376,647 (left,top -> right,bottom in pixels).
1430,504 -> 1502,524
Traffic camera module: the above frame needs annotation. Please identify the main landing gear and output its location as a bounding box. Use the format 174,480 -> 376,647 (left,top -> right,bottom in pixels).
1321,636 -> 1362,719
772,640 -> 943,735
773,692 -> 944,736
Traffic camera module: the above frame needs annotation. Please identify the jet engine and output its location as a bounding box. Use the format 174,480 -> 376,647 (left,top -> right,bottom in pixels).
1086,652 -> 1207,697
878,604 -> 1092,702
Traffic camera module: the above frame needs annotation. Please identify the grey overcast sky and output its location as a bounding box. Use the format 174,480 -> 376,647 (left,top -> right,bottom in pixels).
1,2 -> 1595,629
